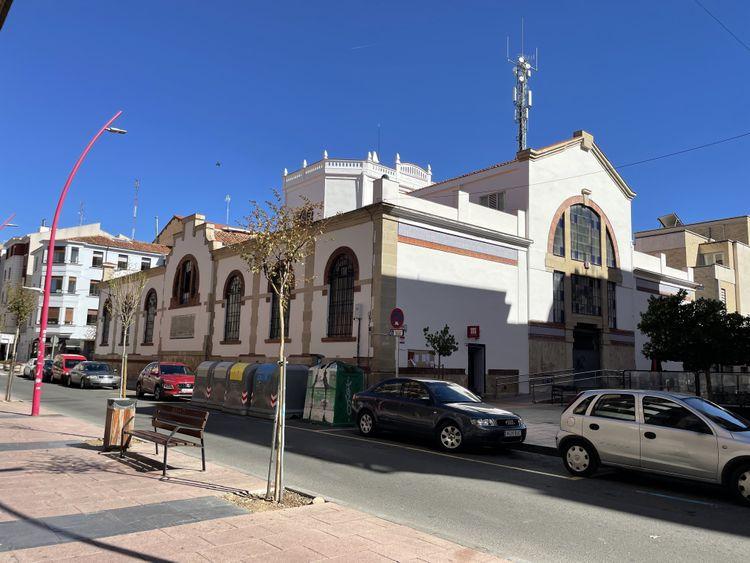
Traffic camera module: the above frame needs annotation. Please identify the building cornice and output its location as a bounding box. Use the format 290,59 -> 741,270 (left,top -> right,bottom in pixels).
633,267 -> 702,290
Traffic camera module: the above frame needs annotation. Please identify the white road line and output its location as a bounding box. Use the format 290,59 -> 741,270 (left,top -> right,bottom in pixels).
635,489 -> 717,507
288,424 -> 577,480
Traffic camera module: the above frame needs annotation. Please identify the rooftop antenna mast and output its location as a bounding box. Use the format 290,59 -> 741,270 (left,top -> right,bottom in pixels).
507,18 -> 538,152
225,194 -> 231,225
131,179 -> 140,240
78,202 -> 85,226
154,215 -> 159,239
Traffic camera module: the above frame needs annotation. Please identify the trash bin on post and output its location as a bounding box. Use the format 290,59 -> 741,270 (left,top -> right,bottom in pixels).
223,362 -> 259,415
103,398 -> 137,451
248,363 -> 310,419
303,361 -> 365,425
205,361 -> 234,410
191,361 -> 218,407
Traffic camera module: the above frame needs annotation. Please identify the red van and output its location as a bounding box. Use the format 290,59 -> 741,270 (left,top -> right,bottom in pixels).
51,353 -> 87,386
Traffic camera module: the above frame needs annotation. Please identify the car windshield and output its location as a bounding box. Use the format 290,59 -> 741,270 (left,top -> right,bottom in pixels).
160,365 -> 189,375
683,397 -> 750,432
65,359 -> 82,369
84,363 -> 111,372
428,382 -> 481,404
44,360 -> 53,366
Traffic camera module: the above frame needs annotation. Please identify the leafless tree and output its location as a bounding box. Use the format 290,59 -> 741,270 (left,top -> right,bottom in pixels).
3,284 -> 37,401
240,190 -> 326,502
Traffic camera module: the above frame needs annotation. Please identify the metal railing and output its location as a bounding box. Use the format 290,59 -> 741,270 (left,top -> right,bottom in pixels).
531,370 -> 625,404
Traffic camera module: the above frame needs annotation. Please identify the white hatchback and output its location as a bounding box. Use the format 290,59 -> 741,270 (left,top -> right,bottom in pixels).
556,389 -> 750,505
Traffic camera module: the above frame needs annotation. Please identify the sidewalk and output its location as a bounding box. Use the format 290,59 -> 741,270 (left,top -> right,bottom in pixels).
0,399 -> 502,562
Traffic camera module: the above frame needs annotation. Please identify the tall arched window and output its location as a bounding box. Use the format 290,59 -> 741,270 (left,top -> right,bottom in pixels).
553,216 -> 565,257
606,229 -> 617,268
143,290 -> 157,344
172,255 -> 199,307
223,272 -> 243,342
327,251 -> 356,338
570,204 -> 601,265
100,299 -> 111,345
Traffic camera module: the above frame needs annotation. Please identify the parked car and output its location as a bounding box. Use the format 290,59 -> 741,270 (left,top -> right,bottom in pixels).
68,361 -> 120,389
351,377 -> 526,451
556,389 -> 750,505
22,359 -> 37,378
136,362 -> 195,401
51,353 -> 86,385
42,359 -> 54,382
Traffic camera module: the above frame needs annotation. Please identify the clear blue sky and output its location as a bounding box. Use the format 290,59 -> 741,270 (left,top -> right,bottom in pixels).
1,1 -> 749,241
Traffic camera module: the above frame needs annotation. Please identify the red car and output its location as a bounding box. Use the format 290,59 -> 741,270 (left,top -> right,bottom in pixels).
51,353 -> 87,386
136,362 -> 195,401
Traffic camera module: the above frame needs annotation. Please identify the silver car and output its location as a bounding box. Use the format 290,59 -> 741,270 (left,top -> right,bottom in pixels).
68,361 -> 121,389
556,389 -> 750,506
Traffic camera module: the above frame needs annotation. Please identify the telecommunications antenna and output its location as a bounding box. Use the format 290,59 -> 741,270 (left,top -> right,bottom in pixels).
507,18 -> 538,152
131,179 -> 140,240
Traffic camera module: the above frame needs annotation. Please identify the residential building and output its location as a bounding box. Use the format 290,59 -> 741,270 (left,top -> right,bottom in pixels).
16,234 -> 168,360
94,132 -> 698,393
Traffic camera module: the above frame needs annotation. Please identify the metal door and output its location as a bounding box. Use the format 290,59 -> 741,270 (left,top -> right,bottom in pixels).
467,344 -> 486,394
582,393 -> 640,466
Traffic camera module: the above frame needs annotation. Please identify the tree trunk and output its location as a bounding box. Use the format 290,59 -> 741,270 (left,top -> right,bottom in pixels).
273,296 -> 287,503
120,341 -> 127,399
4,326 -> 20,402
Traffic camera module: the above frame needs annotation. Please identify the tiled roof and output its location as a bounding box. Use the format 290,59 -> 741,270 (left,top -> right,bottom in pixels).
66,236 -> 170,255
214,229 -> 252,246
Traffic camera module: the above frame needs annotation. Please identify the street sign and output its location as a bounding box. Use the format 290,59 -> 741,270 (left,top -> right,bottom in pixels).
390,307 -> 404,329
389,328 -> 405,337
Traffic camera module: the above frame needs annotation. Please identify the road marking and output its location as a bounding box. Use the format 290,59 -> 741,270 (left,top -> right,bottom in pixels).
635,489 -> 717,507
288,425 -> 577,480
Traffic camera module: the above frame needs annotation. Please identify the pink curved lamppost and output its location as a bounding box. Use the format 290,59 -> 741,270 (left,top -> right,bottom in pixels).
31,111 -> 125,416
0,213 -> 16,231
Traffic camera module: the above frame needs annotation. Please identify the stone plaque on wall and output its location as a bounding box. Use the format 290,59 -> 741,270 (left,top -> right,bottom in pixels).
170,314 -> 195,339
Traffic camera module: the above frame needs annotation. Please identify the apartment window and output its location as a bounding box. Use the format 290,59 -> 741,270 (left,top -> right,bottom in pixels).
571,274 -> 601,316
607,281 -> 617,329
50,276 -> 64,293
553,216 -> 565,257
33,256 -> 39,272
479,192 -> 504,211
606,230 -> 617,268
553,271 -> 565,323
67,277 -> 77,294
70,247 -> 79,264
570,204 -> 602,265
86,309 -> 98,326
52,246 -> 66,264
143,290 -> 157,344
64,308 -> 74,325
89,280 -> 100,296
48,307 -> 60,325
720,288 -> 727,305
223,273 -> 244,342
92,251 -> 104,268
141,257 -> 151,271
117,254 -> 128,270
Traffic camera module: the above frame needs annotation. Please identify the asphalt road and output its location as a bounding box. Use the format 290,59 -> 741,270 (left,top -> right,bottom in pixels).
3,374 -> 749,562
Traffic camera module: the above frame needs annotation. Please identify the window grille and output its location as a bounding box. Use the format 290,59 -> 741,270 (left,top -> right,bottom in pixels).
223,275 -> 243,341
553,216 -> 565,257
553,271 -> 565,323
572,274 -> 601,316
570,205 -> 602,265
479,192 -> 504,211
327,254 -> 355,337
606,230 -> 617,268
607,281 -> 617,328
101,304 -> 110,345
143,291 -> 157,344
269,288 -> 290,339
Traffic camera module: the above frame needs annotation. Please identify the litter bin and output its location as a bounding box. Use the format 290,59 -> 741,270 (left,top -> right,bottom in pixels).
304,361 -> 365,425
103,398 -> 137,451
223,362 -> 259,415
204,361 -> 234,410
192,361 -> 218,407
248,363 -> 310,419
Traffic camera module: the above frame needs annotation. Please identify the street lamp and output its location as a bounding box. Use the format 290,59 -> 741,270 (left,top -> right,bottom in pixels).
30,111 -> 126,416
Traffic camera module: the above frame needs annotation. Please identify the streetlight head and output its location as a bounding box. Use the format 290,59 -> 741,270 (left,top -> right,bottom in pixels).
105,127 -> 127,135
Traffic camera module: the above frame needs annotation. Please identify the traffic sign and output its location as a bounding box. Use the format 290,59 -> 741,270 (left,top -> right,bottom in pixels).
390,307 -> 404,329
389,328 -> 405,337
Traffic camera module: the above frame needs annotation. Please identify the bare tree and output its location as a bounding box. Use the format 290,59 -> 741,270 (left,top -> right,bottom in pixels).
105,270 -> 148,399
3,284 -> 38,401
240,190 -> 326,503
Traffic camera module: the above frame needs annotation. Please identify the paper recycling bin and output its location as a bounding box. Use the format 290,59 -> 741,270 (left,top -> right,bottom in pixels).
103,398 -> 137,450
248,363 -> 310,419
303,361 -> 365,425
192,361 -> 218,407
204,361 -> 234,409
223,362 -> 259,415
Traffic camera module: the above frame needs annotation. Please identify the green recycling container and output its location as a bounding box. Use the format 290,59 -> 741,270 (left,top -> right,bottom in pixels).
303,361 -> 365,425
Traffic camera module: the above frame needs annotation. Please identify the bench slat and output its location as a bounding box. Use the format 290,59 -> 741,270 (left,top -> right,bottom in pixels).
124,429 -> 194,447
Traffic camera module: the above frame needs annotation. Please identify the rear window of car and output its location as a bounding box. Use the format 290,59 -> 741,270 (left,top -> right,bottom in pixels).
65,359 -> 83,369
160,365 -> 189,375
591,394 -> 636,421
573,395 -> 595,415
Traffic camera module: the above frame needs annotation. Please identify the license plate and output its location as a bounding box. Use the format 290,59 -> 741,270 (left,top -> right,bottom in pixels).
505,430 -> 522,437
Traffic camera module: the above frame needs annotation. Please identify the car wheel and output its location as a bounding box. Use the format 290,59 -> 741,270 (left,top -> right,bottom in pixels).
79,377 -> 86,390
437,421 -> 464,452
729,463 -> 750,506
358,410 -> 376,436
154,385 -> 163,401
136,383 -> 144,399
65,375 -> 71,387
562,440 -> 599,477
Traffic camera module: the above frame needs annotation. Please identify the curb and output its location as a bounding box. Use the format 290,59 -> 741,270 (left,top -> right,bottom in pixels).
510,442 -> 558,457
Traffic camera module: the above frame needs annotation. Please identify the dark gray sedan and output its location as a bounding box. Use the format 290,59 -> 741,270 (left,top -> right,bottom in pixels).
68,361 -> 121,389
351,377 -> 526,451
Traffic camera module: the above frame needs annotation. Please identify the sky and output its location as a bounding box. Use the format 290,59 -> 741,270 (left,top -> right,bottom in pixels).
1,0 -> 749,242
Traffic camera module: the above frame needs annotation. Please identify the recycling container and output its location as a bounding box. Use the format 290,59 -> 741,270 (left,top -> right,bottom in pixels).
204,361 -> 234,410
191,361 -> 218,407
223,362 -> 259,415
103,398 -> 137,450
303,361 -> 365,425
248,363 -> 310,419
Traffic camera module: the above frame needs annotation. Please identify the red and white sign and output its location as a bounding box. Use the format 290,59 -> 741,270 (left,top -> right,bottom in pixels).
241,390 -> 249,405
467,325 -> 480,339
270,393 -> 278,408
205,386 -> 212,399
390,307 -> 405,329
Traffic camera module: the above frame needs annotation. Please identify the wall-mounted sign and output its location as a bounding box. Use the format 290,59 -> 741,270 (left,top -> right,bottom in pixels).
467,325 -> 480,339
170,314 -> 195,339
390,307 -> 404,329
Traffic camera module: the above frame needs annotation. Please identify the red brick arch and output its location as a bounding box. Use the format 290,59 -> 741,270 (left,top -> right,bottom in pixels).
546,195 -> 621,267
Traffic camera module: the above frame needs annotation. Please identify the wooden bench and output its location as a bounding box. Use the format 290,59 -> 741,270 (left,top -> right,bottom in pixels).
121,404 -> 209,476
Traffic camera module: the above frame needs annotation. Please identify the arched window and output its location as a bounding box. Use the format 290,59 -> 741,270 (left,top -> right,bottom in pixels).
570,204 -> 601,265
327,251 -> 356,338
223,273 -> 244,342
172,255 -> 199,307
606,229 -> 617,268
100,300 -> 111,345
553,216 -> 565,257
143,290 -> 157,344
269,285 -> 290,340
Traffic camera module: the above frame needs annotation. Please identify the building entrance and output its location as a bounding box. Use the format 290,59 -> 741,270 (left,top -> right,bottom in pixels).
467,344 -> 486,394
572,325 -> 601,375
